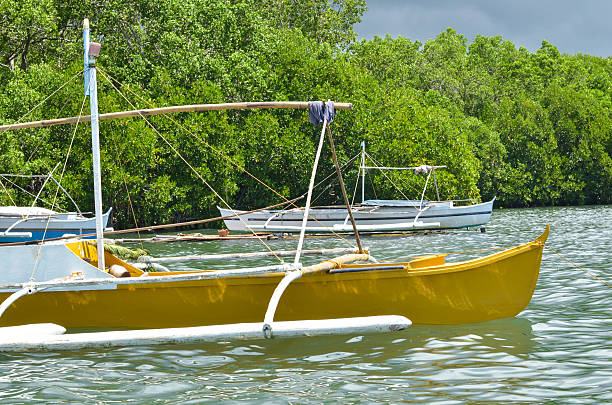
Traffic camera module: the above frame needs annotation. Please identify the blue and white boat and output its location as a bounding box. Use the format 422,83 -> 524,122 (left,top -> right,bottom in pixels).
0,206 -> 112,243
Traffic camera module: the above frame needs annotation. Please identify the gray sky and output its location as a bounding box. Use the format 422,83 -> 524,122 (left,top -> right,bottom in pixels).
356,0 -> 612,56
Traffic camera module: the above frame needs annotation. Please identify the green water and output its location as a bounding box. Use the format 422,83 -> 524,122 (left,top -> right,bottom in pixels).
1,206 -> 610,403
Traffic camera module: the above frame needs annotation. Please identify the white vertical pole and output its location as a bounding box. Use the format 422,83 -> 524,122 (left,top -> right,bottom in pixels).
294,119 -> 327,266
361,141 -> 365,203
83,20 -> 90,96
84,19 -> 105,271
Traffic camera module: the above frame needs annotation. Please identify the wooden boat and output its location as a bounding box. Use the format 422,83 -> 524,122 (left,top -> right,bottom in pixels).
0,206 -> 112,243
0,20 -> 548,348
0,173 -> 112,242
219,199 -> 494,233
0,225 -> 548,328
219,146 -> 494,233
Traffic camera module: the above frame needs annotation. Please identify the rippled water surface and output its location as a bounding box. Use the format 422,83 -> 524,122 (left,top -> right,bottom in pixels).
1,206 -> 610,403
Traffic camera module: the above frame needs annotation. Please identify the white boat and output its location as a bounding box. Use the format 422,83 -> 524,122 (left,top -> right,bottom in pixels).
219,199 -> 494,233
0,206 -> 112,243
0,173 -> 112,243
219,145 -> 494,233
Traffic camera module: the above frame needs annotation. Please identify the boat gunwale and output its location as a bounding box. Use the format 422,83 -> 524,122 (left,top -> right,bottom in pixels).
219,198 -> 495,216
0,227 -> 549,292
130,225 -> 548,287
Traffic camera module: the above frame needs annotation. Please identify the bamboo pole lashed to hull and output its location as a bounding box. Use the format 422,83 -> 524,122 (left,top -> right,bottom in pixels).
0,102 -> 354,132
325,123 -> 363,253
137,247 -> 362,264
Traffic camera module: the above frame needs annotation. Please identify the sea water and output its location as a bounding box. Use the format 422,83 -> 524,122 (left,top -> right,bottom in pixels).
0,206 -> 610,403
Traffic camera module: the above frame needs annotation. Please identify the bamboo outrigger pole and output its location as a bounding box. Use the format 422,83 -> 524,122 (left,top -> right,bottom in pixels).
0,102 -> 353,132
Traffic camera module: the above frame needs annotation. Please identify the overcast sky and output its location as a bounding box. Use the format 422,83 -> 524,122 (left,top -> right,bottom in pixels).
355,0 -> 612,57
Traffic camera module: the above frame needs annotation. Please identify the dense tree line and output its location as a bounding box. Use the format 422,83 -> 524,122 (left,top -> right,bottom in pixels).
0,0 -> 610,228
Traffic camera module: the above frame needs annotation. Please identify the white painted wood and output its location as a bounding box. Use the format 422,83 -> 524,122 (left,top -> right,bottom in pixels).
294,118 -> 328,266
0,323 -> 66,338
0,316 -> 411,352
262,270 -> 302,337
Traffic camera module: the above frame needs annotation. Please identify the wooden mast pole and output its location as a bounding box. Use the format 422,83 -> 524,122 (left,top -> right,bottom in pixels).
0,102 -> 353,132
325,123 -> 363,253
361,141 -> 366,203
84,19 -> 105,271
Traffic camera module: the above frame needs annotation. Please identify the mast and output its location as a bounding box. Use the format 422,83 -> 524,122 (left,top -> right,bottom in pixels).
84,19 -> 105,271
326,124 -> 363,253
361,141 -> 365,203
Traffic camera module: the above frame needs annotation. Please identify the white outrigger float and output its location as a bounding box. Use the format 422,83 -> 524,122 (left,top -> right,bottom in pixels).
219,144 -> 494,233
0,20 -> 547,352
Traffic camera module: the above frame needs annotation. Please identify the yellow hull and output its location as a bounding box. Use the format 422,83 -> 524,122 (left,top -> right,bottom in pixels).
0,227 -> 548,328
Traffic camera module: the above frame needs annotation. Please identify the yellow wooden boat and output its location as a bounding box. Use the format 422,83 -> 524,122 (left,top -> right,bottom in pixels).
0,225 -> 548,328
0,20 -> 549,344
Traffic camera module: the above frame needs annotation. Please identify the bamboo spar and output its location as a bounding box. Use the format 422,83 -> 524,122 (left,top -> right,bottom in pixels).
138,247 -> 361,264
0,102 -> 354,132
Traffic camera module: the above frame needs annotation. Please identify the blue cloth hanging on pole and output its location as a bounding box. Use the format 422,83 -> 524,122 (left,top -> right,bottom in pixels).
308,100 -> 335,125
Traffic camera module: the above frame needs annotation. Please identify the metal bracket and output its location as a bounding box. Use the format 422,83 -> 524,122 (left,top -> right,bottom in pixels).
262,323 -> 273,339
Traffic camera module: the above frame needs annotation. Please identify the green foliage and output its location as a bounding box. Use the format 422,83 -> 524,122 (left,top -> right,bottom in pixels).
0,0 -> 611,229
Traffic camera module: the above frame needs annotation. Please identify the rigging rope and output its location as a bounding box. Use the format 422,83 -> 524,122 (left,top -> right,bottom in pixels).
97,70 -> 285,262
29,90 -> 88,281
311,152 -> 360,206
0,177 -> 17,207
365,151 -> 423,201
0,175 -> 69,212
15,70 -> 82,125
109,120 -> 145,251
545,246 -> 611,289
0,68 -> 81,214
97,68 -> 357,248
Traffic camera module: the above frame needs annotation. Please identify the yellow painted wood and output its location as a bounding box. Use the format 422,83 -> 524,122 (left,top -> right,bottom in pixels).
0,227 -> 549,328
65,241 -> 145,276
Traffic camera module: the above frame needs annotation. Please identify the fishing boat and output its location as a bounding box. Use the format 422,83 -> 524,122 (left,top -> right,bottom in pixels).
0,226 -> 547,329
219,199 -> 494,233
0,20 -> 547,350
0,206 -> 112,243
219,145 -> 494,233
0,173 -> 112,243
